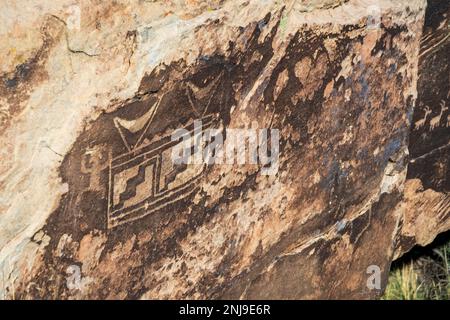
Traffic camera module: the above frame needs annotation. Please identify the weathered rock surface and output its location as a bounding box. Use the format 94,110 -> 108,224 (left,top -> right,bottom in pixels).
0,0 -> 447,299
394,0 -> 450,258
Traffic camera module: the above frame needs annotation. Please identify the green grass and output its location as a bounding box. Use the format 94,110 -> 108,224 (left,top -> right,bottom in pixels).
383,241 -> 450,300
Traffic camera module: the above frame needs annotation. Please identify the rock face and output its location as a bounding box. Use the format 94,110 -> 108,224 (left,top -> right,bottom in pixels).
0,0 -> 447,299
394,0 -> 450,258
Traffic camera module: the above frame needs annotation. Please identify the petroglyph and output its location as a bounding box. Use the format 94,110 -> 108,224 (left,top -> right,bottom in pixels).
414,105 -> 432,129
108,115 -> 214,228
429,100 -> 448,130
1,0 -> 449,300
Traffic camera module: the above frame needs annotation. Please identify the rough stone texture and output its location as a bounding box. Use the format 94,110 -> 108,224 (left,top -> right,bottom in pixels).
0,0 -> 447,300
394,0 -> 450,258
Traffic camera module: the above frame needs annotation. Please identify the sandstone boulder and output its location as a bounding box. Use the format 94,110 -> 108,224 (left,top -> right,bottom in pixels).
0,0 -> 447,299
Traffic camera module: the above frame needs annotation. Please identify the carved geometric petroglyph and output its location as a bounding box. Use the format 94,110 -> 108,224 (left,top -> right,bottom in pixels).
107,115 -> 214,229
112,159 -> 155,208
113,97 -> 162,152
186,71 -> 224,117
107,65 -> 224,228
81,145 -> 111,192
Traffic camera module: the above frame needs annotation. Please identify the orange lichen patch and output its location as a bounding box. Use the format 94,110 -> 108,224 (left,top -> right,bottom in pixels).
323,79 -> 334,98
294,56 -> 312,84
361,30 -> 380,63
273,68 -> 289,100
77,231 -> 107,272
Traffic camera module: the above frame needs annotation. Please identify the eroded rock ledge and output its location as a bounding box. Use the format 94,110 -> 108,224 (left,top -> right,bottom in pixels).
0,0 -> 447,299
